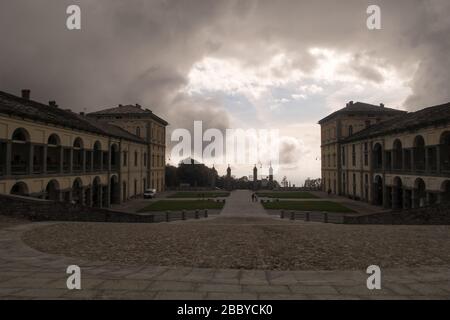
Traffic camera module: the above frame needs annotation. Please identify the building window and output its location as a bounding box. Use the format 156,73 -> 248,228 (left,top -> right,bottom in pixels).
134,151 -> 138,166
365,120 -> 371,128
136,127 -> 141,137
144,153 -> 147,167
123,152 -> 127,166
348,125 -> 353,136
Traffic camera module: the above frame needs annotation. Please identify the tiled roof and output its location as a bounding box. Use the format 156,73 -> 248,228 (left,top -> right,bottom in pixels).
89,104 -> 150,115
343,102 -> 450,142
88,104 -> 168,125
0,90 -> 146,144
318,102 -> 405,124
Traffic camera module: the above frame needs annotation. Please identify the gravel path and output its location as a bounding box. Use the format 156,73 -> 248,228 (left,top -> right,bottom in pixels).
22,217 -> 450,271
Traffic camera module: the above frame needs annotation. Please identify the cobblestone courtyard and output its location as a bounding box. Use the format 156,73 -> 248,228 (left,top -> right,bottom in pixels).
1,190 -> 449,299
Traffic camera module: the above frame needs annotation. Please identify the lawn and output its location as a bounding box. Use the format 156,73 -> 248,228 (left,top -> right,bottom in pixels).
168,191 -> 230,198
262,200 -> 355,213
138,200 -> 225,212
256,191 -> 318,199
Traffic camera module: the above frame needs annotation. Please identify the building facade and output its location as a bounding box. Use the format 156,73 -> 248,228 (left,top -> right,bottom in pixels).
87,104 -> 167,192
319,101 -> 450,209
0,89 -> 168,208
319,101 -> 405,195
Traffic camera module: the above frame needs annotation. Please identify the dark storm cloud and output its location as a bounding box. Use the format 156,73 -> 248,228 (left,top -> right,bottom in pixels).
1,0 -> 449,133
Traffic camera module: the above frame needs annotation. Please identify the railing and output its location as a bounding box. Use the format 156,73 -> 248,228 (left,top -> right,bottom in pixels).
47,164 -> 59,173
33,165 -> 43,174
279,210 -> 345,224
11,164 -> 27,175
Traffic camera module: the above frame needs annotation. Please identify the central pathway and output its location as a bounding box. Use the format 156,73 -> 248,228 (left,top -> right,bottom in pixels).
220,190 -> 268,217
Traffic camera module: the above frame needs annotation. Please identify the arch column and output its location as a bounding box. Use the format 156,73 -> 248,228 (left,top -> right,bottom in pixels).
42,145 -> 48,174
82,150 -> 86,173
5,141 -> 12,176
59,148 -> 64,174
436,145 -> 441,174
28,143 -> 34,175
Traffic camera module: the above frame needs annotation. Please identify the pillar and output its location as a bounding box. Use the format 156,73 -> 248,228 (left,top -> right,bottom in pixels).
90,151 -> 94,172
100,152 -> 104,172
392,187 -> 398,209
98,185 -> 103,208
42,145 -> 48,174
59,147 -> 64,173
436,145 -> 441,174
82,150 -> 86,173
402,189 -> 409,209
28,143 -> 34,174
88,187 -> 93,207
425,147 -> 430,172
69,148 -> 73,173
5,141 -> 12,176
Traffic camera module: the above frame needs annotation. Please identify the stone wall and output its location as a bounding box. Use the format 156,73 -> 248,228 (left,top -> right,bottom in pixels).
343,203 -> 450,225
0,193 -> 157,223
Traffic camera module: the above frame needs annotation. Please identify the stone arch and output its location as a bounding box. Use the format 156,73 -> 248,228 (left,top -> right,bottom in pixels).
73,137 -> 84,149
373,143 -> 383,170
12,128 -> 30,142
10,182 -> 29,196
373,175 -> 383,206
93,141 -> 102,171
440,180 -> 450,203
92,176 -> 102,207
110,143 -> 119,169
392,176 -> 403,209
73,138 -> 84,172
11,128 -> 31,175
47,134 -> 61,146
440,131 -> 450,172
47,134 -> 61,173
414,178 -> 427,208
72,178 -> 84,205
45,179 -> 60,201
110,175 -> 120,205
393,139 -> 403,170
413,135 -> 426,171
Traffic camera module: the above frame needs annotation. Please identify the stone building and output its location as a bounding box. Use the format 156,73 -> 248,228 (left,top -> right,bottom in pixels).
0,89 -> 168,208
87,104 -> 167,192
319,100 -> 450,209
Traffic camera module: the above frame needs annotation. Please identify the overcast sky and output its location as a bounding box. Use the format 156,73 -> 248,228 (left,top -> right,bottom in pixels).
1,0 -> 450,185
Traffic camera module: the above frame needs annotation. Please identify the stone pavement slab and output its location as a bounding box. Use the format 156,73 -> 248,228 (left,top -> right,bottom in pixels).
0,222 -> 449,300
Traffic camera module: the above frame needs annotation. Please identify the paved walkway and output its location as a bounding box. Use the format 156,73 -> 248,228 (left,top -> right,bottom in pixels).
0,220 -> 449,299
221,190 -> 268,217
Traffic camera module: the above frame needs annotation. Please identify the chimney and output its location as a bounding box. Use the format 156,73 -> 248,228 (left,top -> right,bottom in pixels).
80,112 -> 85,116
49,100 -> 57,107
380,103 -> 385,108
21,89 -> 30,100
119,104 -> 123,107
349,101 -> 354,106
